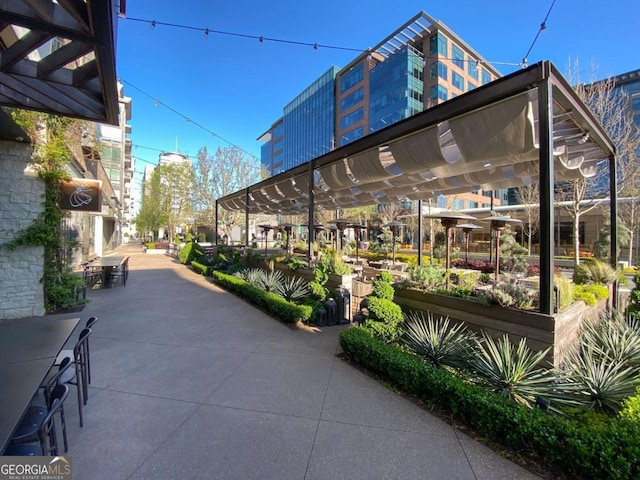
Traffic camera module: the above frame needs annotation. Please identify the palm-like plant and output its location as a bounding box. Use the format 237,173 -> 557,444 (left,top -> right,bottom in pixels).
471,334 -> 555,408
401,311 -> 477,370
556,345 -> 639,414
277,276 -> 310,302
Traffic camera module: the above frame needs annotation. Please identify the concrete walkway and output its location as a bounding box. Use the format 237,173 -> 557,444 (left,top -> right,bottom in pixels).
62,243 -> 541,479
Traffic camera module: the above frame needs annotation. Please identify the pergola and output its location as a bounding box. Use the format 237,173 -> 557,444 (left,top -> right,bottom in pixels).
216,62 -> 617,315
0,1 -> 122,137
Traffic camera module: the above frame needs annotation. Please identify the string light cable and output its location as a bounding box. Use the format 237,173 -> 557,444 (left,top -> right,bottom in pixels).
119,77 -> 260,161
521,0 -> 557,68
124,16 -> 523,68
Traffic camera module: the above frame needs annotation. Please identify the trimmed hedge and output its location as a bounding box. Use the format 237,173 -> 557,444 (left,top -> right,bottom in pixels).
339,327 -> 640,479
211,271 -> 312,324
191,260 -> 212,276
179,241 -> 204,265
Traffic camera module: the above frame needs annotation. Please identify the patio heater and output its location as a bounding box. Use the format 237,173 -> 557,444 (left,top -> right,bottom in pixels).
301,224 -> 325,260
258,224 -> 275,256
424,212 -> 476,289
331,219 -> 352,254
278,222 -> 298,254
383,221 -> 406,265
479,216 -> 523,282
456,223 -> 483,263
326,225 -> 338,252
347,223 -> 367,262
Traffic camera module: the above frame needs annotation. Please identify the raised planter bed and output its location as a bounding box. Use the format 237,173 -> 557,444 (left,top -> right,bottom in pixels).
393,288 -> 604,367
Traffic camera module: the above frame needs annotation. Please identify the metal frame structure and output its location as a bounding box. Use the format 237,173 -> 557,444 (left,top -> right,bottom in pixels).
0,1 -> 121,130
217,61 -> 617,315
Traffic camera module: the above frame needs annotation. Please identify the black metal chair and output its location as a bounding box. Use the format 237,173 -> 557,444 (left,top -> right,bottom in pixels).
55,328 -> 92,427
40,356 -> 73,452
5,384 -> 69,456
110,257 -> 129,287
57,317 -> 97,384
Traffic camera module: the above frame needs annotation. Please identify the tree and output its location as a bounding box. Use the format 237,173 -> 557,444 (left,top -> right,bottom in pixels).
557,60 -> 640,266
515,181 -> 540,255
136,170 -> 167,240
193,146 -> 261,239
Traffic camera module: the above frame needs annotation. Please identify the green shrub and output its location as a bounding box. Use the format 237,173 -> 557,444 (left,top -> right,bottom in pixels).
620,387 -> 640,422
191,260 -> 212,276
339,327 -> 640,479
586,283 -> 610,301
178,240 -> 204,265
211,271 -> 312,323
371,274 -> 394,301
479,278 -> 537,310
554,274 -> 575,310
363,296 -> 404,343
574,260 -> 617,285
574,286 -> 597,306
308,280 -> 329,301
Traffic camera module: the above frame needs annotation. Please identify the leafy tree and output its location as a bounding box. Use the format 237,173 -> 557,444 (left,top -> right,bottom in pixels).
193,146 -> 261,239
515,180 -> 540,255
557,60 -> 640,266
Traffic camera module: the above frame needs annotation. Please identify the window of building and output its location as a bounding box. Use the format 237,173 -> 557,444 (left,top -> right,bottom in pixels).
452,72 -> 464,91
429,33 -> 448,56
483,190 -> 493,197
340,63 -> 364,93
468,61 -> 479,80
468,81 -> 477,90
481,69 -> 492,85
340,107 -> 364,129
436,195 -> 447,208
452,198 -> 464,209
340,87 -> 364,111
482,203 -> 490,208
452,44 -> 464,69
437,85 -> 448,101
469,201 -> 478,208
430,61 -> 447,81
340,126 -> 364,146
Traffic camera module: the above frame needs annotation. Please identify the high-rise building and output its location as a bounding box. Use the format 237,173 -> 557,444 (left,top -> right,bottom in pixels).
258,11 -> 503,209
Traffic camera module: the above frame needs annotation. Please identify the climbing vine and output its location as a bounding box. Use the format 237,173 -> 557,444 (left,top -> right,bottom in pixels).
3,110 -> 86,312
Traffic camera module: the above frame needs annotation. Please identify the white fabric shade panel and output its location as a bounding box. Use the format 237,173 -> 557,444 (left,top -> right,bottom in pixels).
219,86 -> 611,215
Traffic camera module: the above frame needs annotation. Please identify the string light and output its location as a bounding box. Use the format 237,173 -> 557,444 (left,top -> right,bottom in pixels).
120,77 -> 260,161
125,16 -> 522,68
522,0 -> 556,68
149,20 -> 156,30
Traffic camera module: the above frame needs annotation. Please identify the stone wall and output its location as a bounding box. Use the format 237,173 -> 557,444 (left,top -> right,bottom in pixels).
0,140 -> 45,319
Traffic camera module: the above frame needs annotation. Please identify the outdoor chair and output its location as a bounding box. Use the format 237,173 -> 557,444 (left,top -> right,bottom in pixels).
110,257 -> 129,287
57,317 -> 97,385
55,328 -> 92,427
40,356 -> 73,452
5,384 -> 69,456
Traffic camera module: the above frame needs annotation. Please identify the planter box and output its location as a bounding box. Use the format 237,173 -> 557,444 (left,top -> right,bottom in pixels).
145,249 -> 169,255
393,288 -> 603,367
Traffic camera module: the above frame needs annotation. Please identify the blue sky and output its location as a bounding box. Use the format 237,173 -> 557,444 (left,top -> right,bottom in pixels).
117,0 -> 639,180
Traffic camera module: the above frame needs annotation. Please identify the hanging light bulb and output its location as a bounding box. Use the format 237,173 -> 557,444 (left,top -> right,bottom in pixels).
258,36 -> 263,44
150,20 -> 156,30
203,28 -> 209,39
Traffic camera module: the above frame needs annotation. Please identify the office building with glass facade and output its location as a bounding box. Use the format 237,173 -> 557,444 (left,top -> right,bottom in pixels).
258,11 -> 503,209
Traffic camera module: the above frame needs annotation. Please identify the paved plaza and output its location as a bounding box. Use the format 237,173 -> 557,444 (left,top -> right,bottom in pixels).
61,243 -> 541,479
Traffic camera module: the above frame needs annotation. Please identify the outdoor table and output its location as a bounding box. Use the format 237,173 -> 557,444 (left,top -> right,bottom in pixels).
88,256 -> 125,288
0,316 -> 80,453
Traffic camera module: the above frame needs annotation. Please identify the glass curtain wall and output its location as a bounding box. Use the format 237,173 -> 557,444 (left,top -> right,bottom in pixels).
369,46 -> 424,134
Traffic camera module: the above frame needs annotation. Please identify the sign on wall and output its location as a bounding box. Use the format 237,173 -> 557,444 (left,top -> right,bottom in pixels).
59,178 -> 102,212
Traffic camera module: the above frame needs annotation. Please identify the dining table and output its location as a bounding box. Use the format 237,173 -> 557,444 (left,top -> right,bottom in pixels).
0,315 -> 80,453
87,256 -> 125,288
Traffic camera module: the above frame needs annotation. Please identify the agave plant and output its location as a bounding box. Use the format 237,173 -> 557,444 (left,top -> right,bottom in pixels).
277,276 -> 310,302
401,311 -> 477,370
556,344 -> 640,414
580,313 -> 640,369
256,269 -> 284,293
471,334 -> 555,408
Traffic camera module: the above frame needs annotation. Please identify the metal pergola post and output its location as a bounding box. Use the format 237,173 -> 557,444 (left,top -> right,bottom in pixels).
538,77 -> 555,315
307,161 -> 315,263
417,199 -> 423,266
610,155 -> 618,309
215,199 -> 219,246
245,189 -> 250,247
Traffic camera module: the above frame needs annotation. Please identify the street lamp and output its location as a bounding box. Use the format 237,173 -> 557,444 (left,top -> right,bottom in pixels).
456,223 -> 483,263
331,219 -> 352,254
479,216 -> 523,282
383,221 -> 407,265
